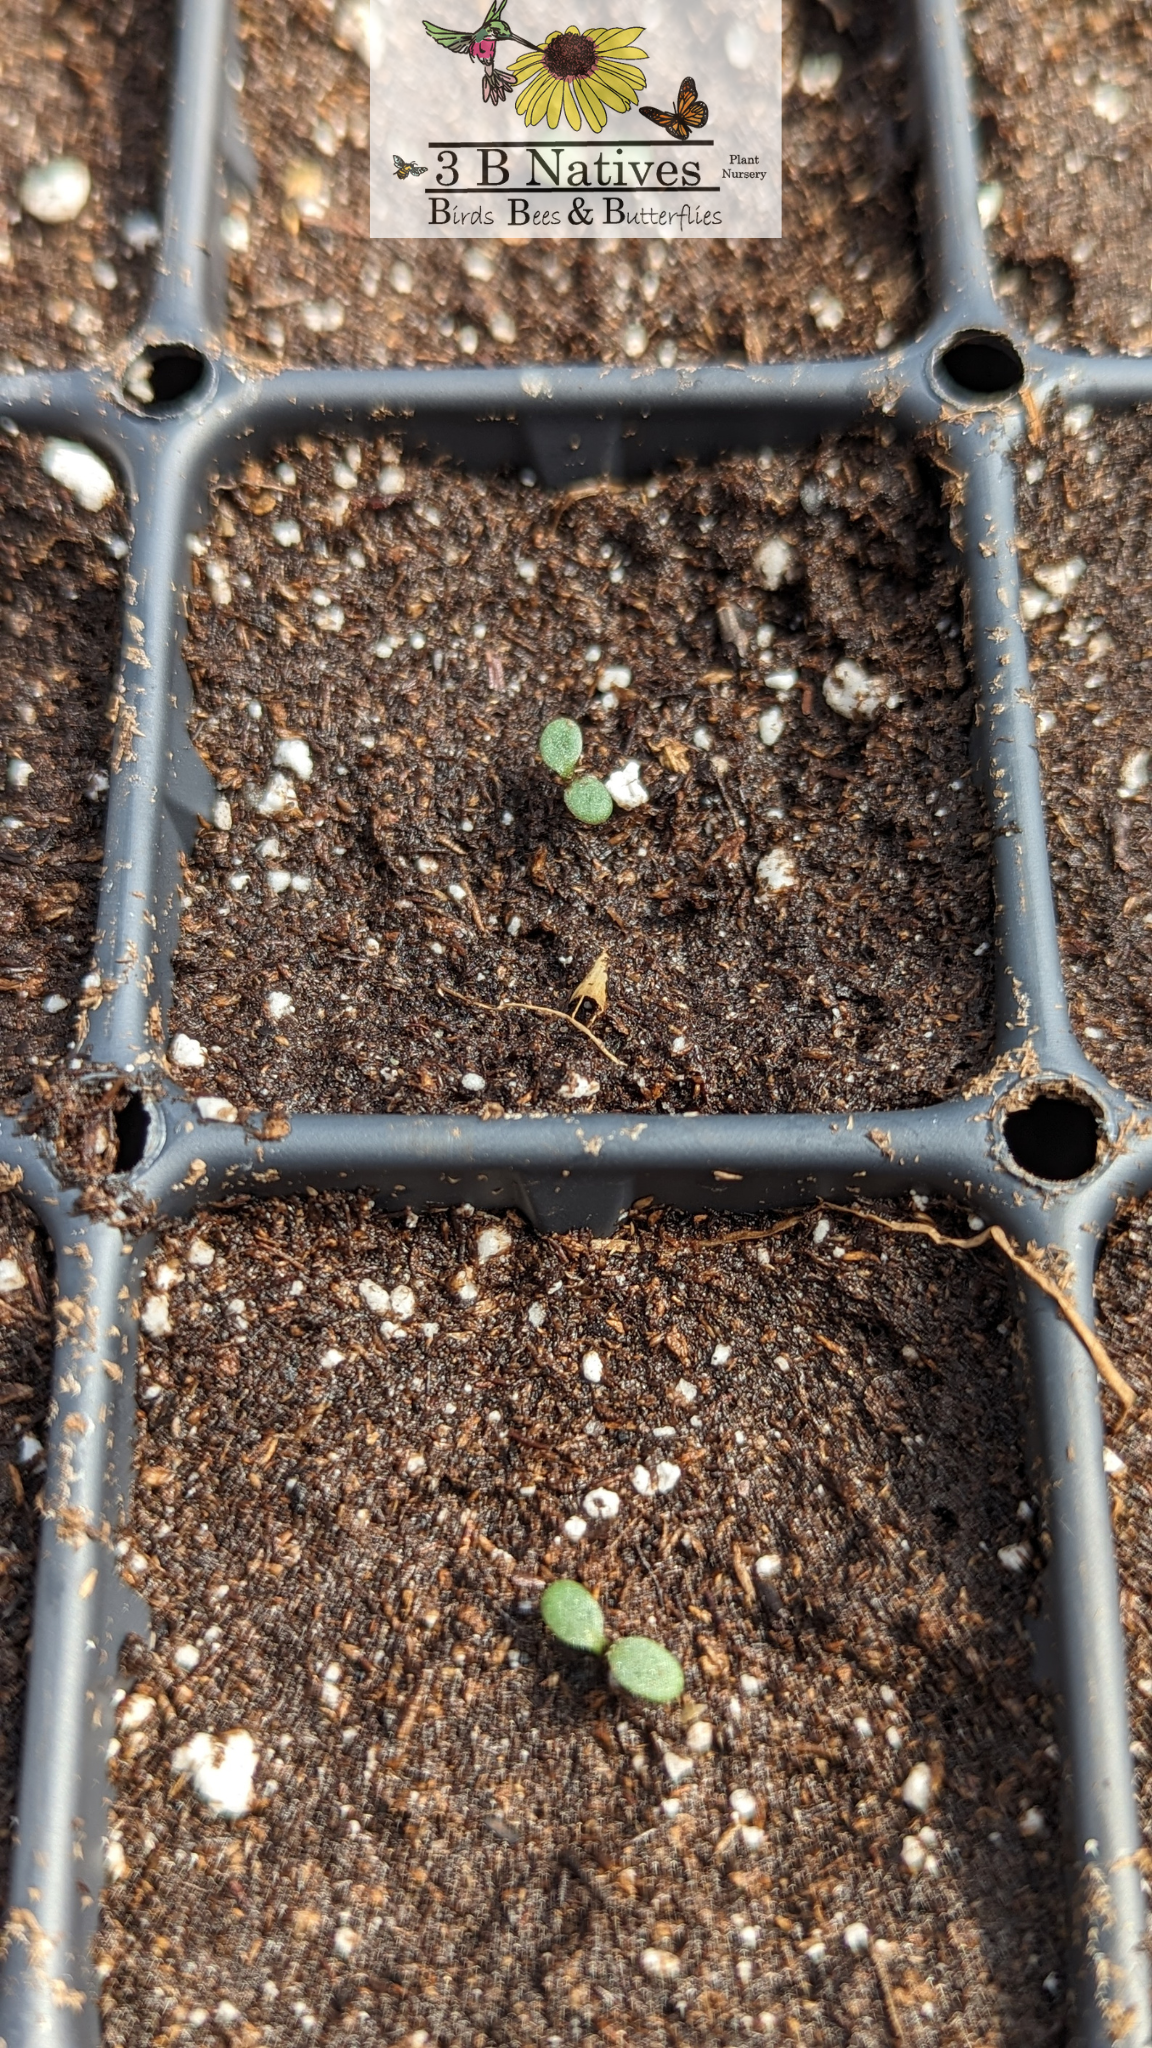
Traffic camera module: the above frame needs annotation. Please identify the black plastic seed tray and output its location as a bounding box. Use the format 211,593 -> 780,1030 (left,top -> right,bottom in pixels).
2,0 -> 1152,2040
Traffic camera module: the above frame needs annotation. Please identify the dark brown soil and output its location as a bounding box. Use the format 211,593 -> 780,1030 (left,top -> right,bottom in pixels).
100,1195 -> 1064,2046
1091,1196 -> 1152,1849
227,0 -> 924,369
0,431 -> 124,1114
0,1195 -> 53,1904
168,427 -> 994,1120
1015,402 -> 1152,1101
1,0 -> 172,371
967,0 -> 1152,354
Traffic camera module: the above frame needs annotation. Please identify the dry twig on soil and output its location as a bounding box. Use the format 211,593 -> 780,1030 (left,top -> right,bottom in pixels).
679,1201 -> 1132,1419
438,984 -> 624,1067
872,1945 -> 909,2046
823,1204 -> 1134,1421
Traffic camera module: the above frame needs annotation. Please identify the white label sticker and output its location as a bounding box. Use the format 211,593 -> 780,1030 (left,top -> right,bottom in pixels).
370,0 -> 781,240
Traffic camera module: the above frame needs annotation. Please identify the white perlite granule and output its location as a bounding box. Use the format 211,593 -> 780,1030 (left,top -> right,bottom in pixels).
171,1730 -> 257,1817
40,438 -> 116,511
21,157 -> 91,224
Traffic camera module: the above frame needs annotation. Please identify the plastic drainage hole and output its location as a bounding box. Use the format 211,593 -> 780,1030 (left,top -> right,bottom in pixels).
122,345 -> 208,411
1003,1094 -> 1100,1181
938,331 -> 1025,400
112,1092 -> 150,1173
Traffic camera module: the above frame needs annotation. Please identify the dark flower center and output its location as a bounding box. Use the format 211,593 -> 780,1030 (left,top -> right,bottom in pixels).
543,31 -> 597,79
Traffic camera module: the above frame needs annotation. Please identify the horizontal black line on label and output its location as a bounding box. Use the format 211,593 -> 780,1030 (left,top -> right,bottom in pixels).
425,139 -> 717,147
422,186 -> 724,195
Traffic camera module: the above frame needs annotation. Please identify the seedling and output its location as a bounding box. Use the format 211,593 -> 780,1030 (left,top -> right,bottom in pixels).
539,1578 -> 685,1704
539,718 -> 614,824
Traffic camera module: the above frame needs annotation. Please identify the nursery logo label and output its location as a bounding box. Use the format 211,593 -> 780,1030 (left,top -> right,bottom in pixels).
369,0 -> 781,240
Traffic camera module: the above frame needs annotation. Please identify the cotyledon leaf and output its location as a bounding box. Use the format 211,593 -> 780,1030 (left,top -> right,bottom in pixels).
606,1636 -> 685,1703
540,1578 -> 607,1654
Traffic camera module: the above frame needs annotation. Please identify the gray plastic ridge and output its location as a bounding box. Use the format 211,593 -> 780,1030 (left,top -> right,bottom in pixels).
953,420 -> 1085,1068
0,0 -> 1151,2038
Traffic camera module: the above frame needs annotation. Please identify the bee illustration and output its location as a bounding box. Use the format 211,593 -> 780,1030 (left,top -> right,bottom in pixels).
639,76 -> 709,141
393,153 -> 430,179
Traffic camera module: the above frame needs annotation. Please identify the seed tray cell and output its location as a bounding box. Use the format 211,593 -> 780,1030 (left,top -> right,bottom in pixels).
0,1198 -> 53,1907
171,430 -> 992,1119
230,0 -> 922,369
0,434 -> 124,1109
968,0 -> 1152,355
1019,405 -> 1152,1102
4,0 -> 1152,2039
100,1195 -> 1065,2046
1095,1198 -> 1152,1842
1,0 -> 174,372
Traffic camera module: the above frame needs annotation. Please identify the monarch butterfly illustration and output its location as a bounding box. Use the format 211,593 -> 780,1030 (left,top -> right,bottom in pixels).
639,76 -> 709,141
393,153 -> 430,179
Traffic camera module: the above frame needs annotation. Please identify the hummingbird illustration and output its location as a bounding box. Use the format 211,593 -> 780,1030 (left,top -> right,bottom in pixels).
423,0 -> 537,103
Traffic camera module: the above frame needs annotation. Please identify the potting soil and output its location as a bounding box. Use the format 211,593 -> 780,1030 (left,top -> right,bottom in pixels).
170,429 -> 994,1120
1017,401 -> 1152,1102
0,433 -> 123,1112
227,0 -> 923,368
1,0 -> 171,370
101,1196 -> 1064,2046
969,0 -> 1152,355
0,1196 -> 53,1905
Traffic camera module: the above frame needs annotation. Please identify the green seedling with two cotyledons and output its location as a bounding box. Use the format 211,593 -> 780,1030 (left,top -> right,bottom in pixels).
539,1578 -> 685,1703
538,718 -> 614,824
